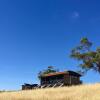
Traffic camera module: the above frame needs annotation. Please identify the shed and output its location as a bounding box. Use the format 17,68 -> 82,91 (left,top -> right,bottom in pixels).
22,83 -> 39,90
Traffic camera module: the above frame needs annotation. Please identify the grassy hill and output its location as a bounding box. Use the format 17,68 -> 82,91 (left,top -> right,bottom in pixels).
0,83 -> 100,100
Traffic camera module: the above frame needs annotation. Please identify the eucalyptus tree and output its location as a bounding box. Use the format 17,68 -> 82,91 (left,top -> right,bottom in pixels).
70,37 -> 100,73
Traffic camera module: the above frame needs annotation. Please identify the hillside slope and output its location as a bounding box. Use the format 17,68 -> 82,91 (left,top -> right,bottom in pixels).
0,83 -> 100,100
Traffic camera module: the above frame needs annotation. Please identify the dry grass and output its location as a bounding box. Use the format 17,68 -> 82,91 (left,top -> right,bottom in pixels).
0,83 -> 100,100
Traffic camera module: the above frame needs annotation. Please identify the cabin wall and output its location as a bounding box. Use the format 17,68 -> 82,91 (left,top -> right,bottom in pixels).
41,75 -> 64,85
64,74 -> 70,85
41,77 -> 47,85
64,75 -> 81,85
71,76 -> 80,85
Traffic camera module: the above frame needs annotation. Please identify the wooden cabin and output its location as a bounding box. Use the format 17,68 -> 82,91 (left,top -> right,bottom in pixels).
40,71 -> 82,87
22,70 -> 82,90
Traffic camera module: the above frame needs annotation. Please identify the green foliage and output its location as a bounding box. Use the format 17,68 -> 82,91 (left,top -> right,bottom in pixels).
38,66 -> 59,79
70,37 -> 100,73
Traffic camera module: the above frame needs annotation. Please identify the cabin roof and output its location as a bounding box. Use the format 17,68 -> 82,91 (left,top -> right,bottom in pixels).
40,70 -> 82,77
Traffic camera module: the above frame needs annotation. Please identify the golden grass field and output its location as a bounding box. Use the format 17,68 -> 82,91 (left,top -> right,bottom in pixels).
0,83 -> 100,100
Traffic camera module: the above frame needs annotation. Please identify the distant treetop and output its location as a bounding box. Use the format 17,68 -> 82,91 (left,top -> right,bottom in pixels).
38,66 -> 59,79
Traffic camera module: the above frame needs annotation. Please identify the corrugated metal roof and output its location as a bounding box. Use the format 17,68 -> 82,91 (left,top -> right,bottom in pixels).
41,71 -> 68,77
40,71 -> 82,77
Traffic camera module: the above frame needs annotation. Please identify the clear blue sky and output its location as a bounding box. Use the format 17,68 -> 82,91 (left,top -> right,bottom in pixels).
0,0 -> 100,90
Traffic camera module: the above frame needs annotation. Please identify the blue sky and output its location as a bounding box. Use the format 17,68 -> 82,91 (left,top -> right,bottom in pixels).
0,0 -> 100,90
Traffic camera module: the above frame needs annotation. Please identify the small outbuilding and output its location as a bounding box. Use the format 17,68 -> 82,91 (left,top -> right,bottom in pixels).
22,83 -> 39,90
